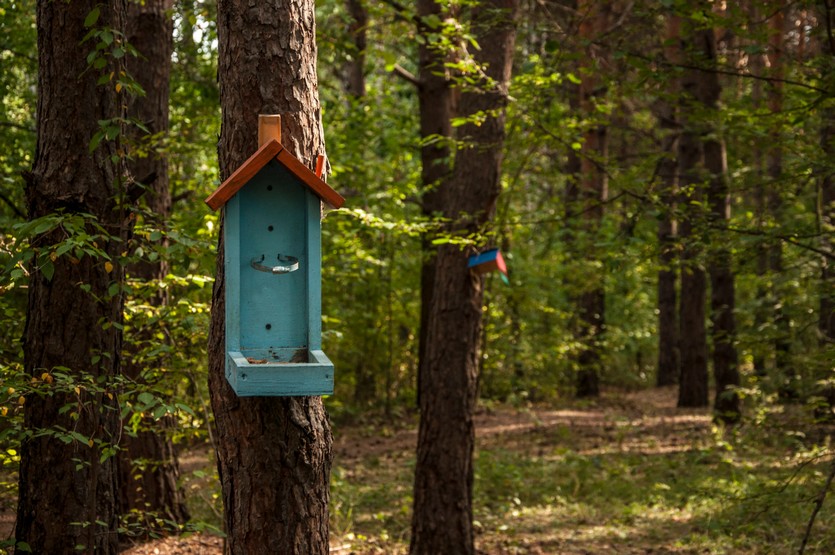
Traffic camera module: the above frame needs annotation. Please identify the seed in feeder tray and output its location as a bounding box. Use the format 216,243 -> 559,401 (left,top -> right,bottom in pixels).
246,357 -> 269,364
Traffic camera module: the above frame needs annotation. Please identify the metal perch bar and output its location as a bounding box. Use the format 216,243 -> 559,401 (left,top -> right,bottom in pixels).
250,254 -> 300,274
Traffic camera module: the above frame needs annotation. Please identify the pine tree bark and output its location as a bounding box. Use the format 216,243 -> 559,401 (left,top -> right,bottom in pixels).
119,0 -> 190,529
675,12 -> 709,408
656,105 -> 679,388
573,0 -> 610,398
690,23 -> 740,422
417,0 -> 455,406
345,0 -> 367,99
818,3 -> 835,344
16,1 -> 127,552
410,1 -> 518,553
208,1 -> 332,553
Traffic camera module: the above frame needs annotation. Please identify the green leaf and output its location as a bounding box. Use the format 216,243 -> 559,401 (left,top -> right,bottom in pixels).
137,391 -> 155,406
41,261 -> 54,281
84,7 -> 100,28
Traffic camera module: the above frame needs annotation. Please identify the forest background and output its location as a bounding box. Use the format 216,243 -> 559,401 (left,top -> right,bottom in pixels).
0,0 -> 835,553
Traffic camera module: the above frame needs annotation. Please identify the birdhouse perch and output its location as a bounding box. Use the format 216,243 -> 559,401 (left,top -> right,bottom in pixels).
205,115 -> 344,396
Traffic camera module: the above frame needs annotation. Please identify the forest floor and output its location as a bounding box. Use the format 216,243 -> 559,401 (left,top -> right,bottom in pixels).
7,386 -> 835,554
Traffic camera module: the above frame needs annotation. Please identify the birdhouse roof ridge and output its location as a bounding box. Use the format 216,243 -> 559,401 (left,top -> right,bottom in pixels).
205,138 -> 345,211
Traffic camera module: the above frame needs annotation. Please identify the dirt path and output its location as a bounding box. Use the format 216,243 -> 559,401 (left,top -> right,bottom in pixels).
117,387 -> 717,555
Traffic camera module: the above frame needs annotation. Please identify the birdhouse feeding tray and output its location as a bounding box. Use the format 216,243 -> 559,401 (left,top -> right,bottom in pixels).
206,122 -> 344,397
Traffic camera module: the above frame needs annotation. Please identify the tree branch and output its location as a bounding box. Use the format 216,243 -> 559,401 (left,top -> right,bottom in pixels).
0,121 -> 36,134
798,458 -> 835,554
391,63 -> 421,88
624,49 -> 828,94
0,187 -> 25,219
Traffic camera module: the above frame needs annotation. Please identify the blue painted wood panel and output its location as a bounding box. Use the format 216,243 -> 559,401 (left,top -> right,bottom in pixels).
223,161 -> 333,396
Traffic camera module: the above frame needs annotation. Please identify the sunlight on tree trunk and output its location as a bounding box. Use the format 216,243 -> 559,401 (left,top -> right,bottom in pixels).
208,0 -> 332,552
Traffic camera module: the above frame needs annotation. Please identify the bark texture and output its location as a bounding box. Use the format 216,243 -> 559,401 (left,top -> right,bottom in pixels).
690,23 -> 740,421
119,0 -> 190,529
656,103 -> 679,388
675,12 -> 709,408
345,0 -> 367,99
16,1 -> 127,552
209,1 -> 332,553
573,0 -> 610,398
411,1 -> 518,553
417,0 -> 455,405
819,3 -> 835,344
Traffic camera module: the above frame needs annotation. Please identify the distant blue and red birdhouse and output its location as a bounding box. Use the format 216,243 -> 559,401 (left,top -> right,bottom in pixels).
468,248 -> 508,280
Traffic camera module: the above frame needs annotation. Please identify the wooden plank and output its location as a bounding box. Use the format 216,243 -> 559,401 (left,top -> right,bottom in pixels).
258,114 -> 281,147
276,149 -> 345,209
315,154 -> 325,178
228,350 -> 334,396
205,139 -> 283,210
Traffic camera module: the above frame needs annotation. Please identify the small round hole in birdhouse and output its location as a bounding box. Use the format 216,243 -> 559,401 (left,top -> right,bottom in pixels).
265,323 -> 272,330
267,185 -> 273,191
268,225 -> 274,232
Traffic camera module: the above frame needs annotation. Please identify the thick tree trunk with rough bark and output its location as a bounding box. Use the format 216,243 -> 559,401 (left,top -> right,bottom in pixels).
16,1 -> 127,552
410,2 -> 518,554
209,1 -> 332,553
417,0 -> 455,405
119,0 -> 190,529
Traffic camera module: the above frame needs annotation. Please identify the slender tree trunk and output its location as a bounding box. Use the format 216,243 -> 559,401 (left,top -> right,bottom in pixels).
16,1 -> 127,552
119,0 -> 190,529
345,0 -> 367,99
656,105 -> 679,387
675,12 -> 709,408
818,3 -> 835,344
705,134 -> 741,422
765,5 -> 791,375
411,2 -> 518,553
689,22 -> 741,422
209,1 -> 332,552
572,0 -> 610,397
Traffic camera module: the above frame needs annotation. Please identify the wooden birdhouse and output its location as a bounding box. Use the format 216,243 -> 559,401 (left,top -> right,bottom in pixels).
468,248 -> 508,278
205,115 -> 344,397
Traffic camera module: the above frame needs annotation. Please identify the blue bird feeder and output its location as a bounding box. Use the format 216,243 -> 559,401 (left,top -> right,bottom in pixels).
205,115 -> 344,396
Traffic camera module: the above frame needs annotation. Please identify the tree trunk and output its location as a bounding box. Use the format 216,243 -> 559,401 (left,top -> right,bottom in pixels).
705,135 -> 741,422
818,3 -> 835,345
753,3 -> 791,381
119,0 -> 190,530
690,22 -> 740,422
16,1 -> 127,552
345,0 -> 367,99
573,0 -> 610,398
675,12 -> 710,408
209,1 -> 332,553
410,2 -> 518,554
417,0 -> 455,407
656,103 -> 679,387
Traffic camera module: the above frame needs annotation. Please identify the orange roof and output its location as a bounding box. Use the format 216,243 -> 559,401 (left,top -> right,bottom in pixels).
205,139 -> 345,211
